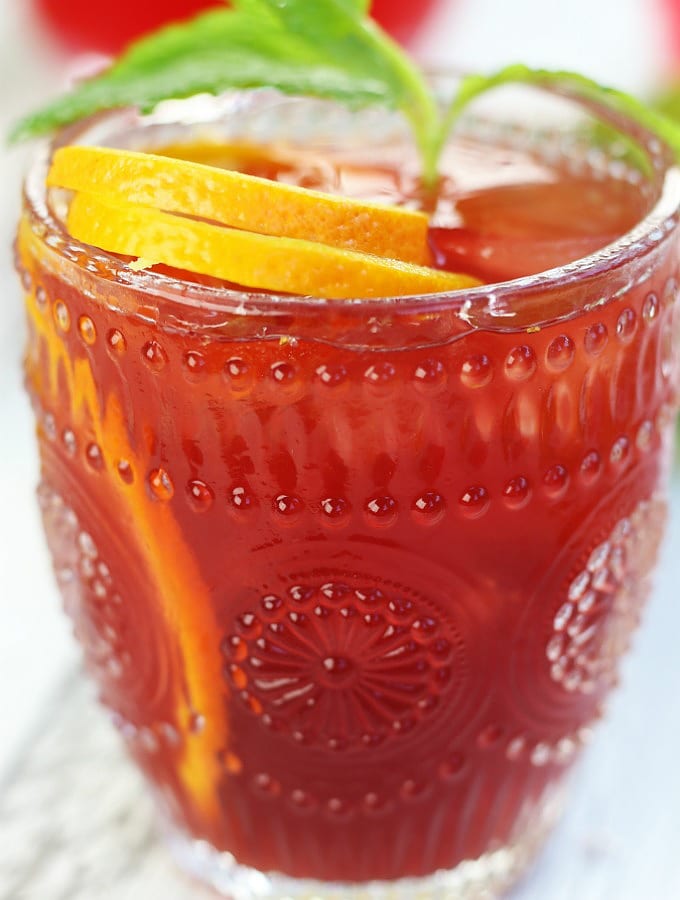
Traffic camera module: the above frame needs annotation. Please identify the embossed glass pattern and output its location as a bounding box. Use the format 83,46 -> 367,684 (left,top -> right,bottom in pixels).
15,82 -> 680,898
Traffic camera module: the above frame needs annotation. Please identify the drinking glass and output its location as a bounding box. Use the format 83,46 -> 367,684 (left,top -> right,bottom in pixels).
15,78 -> 680,898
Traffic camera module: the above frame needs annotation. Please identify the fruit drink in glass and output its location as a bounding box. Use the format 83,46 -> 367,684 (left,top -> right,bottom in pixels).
15,80 -> 680,898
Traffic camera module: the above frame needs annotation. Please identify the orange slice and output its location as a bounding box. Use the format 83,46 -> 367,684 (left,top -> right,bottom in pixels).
67,193 -> 479,299
48,145 -> 431,265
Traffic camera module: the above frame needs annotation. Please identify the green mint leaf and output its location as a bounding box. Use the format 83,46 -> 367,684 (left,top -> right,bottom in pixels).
653,80 -> 680,124
344,0 -> 372,12
440,64 -> 680,168
11,0 -> 439,179
15,0 -> 680,193
233,1 -> 440,173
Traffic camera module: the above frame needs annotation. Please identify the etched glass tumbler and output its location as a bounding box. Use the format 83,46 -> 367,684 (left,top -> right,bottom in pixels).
15,82 -> 680,899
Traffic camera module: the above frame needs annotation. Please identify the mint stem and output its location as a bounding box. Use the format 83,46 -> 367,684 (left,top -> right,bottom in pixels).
355,17 -> 442,186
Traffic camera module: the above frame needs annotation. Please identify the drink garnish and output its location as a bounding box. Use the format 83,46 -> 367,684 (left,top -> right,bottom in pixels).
47,145 -> 431,264
439,65 -> 680,174
13,0 -> 441,178
66,192 -> 478,298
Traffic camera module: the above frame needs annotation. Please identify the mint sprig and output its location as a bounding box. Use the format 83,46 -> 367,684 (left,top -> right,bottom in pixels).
11,3 -> 680,185
11,0 -> 441,179
445,65 -> 680,162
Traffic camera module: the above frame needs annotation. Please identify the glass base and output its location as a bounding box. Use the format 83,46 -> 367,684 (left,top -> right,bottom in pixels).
164,794 -> 563,900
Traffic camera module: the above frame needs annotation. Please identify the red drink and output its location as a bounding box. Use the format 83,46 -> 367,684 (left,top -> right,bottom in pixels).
16,86 -> 680,896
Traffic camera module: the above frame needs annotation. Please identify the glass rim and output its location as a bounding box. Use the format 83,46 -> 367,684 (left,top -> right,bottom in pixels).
21,79 -> 680,327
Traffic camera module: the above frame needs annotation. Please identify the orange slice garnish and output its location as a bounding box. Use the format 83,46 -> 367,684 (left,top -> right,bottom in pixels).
48,145 -> 431,265
66,192 -> 480,299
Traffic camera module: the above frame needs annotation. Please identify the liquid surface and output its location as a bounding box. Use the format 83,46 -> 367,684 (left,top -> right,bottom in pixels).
153,137 -> 648,287
19,133 -> 679,884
